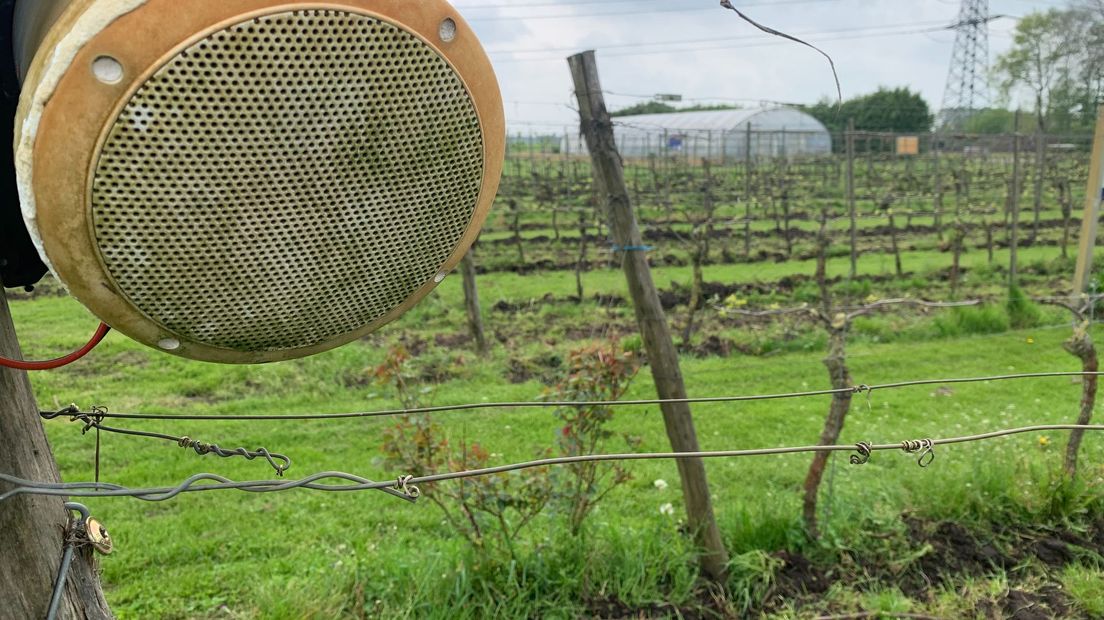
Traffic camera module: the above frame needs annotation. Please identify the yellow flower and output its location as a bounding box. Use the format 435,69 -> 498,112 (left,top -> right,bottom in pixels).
1026,338 -> 1035,345
1038,436 -> 1050,447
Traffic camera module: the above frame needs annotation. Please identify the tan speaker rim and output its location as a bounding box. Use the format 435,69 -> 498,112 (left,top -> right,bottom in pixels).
16,0 -> 505,363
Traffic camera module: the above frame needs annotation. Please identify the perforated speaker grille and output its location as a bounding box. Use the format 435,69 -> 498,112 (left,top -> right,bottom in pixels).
89,9 -> 484,352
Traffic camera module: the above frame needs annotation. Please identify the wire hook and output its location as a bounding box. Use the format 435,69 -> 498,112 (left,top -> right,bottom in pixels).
850,442 -> 872,465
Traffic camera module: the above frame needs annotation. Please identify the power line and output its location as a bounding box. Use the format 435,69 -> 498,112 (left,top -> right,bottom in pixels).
464,0 -> 849,21
458,0 -> 839,10
4,425 -> 1100,503
43,371 -> 1104,423
485,19 -> 951,56
488,22 -> 1007,63
458,0 -> 683,7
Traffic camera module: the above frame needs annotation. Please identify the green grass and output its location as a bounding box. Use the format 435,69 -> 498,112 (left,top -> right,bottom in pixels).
456,243 -> 1067,307
1063,564 -> 1104,618
11,286 -> 1104,617
7,148 -> 1101,615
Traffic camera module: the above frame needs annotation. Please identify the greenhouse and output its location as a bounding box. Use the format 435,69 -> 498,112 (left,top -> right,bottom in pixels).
563,106 -> 833,160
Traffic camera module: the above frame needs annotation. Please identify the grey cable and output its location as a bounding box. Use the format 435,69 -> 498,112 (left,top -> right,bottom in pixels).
4,425 -> 1101,504
44,372 -> 1104,423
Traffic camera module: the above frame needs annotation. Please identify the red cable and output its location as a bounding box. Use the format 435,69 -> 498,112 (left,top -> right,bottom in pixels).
0,322 -> 112,371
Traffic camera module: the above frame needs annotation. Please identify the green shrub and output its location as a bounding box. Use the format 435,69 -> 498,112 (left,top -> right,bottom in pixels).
1006,284 -> 1042,329
793,281 -> 821,304
832,278 -> 873,300
934,305 -> 1009,337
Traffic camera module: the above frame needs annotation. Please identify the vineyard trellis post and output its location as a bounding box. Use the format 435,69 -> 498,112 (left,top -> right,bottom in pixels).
1032,129 -> 1046,242
744,124 -> 752,258
0,288 -> 112,618
1074,106 -> 1104,294
846,119 -> 857,278
1009,111 -> 1023,287
933,131 -> 944,241
567,50 -> 729,580
460,249 -> 488,355
883,193 -> 903,277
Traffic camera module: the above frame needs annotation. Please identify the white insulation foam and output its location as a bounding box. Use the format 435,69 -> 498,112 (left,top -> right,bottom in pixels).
14,0 -> 148,276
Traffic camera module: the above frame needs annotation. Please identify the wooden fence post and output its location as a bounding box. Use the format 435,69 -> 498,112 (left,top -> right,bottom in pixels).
460,250 -> 488,355
932,132 -> 945,241
0,289 -> 112,618
1010,111 -> 1022,287
846,119 -> 857,279
567,51 -> 729,580
1074,106 -> 1104,294
1032,129 -> 1046,241
744,123 -> 753,258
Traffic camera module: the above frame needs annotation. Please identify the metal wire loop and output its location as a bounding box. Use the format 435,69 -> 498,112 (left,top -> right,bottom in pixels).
850,442 -> 872,465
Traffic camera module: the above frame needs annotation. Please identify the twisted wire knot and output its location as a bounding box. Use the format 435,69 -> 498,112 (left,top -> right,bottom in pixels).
73,406 -> 108,435
394,475 -> 421,499
41,404 -> 80,420
178,437 -> 290,477
901,439 -> 936,467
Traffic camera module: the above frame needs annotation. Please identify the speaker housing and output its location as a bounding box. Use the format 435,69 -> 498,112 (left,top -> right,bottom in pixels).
15,0 -> 504,363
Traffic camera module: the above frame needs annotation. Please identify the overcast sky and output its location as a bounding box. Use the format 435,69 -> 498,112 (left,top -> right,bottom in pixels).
452,0 -> 1069,132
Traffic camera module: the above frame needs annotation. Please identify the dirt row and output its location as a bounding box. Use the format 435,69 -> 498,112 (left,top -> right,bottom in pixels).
472,219 -> 1071,275
586,514 -> 1103,619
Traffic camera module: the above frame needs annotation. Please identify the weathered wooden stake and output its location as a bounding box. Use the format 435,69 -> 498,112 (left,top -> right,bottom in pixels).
933,132 -> 944,241
460,250 -> 488,355
1009,111 -> 1023,287
1073,106 -> 1104,294
509,198 -> 525,265
568,51 -> 728,580
1032,130 -> 1046,241
744,123 -> 753,258
575,209 -> 588,302
0,290 -> 112,619
846,119 -> 857,278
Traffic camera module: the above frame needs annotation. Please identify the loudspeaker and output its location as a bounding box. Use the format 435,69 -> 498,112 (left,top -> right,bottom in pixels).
10,0 -> 504,363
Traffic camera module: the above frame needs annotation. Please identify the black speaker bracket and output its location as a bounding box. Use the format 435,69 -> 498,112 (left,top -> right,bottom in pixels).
0,0 -> 46,290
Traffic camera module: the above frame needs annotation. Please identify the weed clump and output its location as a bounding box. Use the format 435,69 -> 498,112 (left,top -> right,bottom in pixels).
1007,284 -> 1043,329
375,345 -> 552,554
544,340 -> 642,534
934,304 -> 1010,337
